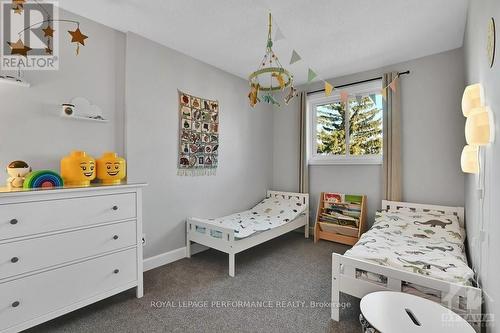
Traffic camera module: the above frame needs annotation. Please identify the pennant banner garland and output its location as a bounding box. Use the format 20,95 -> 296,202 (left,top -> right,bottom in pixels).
324,81 -> 334,96
274,26 -> 285,41
340,91 -> 349,104
307,68 -> 317,82
290,50 -> 302,65
381,88 -> 388,100
389,78 -> 398,92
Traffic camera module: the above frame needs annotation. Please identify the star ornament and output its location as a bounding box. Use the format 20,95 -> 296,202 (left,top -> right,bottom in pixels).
43,25 -> 55,37
13,5 -> 23,14
68,27 -> 88,55
68,27 -> 88,45
7,39 -> 31,57
12,0 -> 24,13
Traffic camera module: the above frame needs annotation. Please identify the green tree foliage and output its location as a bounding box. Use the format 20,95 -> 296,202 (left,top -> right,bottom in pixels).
316,97 -> 382,155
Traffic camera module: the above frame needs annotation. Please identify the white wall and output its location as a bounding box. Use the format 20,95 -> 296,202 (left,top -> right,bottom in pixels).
273,48 -> 466,225
463,2 -> 500,331
0,9 -> 125,172
125,32 -> 274,258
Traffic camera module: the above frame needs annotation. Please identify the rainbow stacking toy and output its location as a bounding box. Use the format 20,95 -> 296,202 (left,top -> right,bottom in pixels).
23,170 -> 64,189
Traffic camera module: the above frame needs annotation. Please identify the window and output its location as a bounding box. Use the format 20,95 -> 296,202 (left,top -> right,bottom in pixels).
308,81 -> 383,165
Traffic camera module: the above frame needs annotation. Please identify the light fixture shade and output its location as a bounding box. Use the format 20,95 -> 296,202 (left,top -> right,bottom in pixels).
462,84 -> 484,117
461,145 -> 479,174
465,106 -> 492,145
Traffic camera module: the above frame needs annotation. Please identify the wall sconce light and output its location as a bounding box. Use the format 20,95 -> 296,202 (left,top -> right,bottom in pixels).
462,83 -> 484,116
465,106 -> 494,145
460,83 -> 494,174
461,145 -> 479,174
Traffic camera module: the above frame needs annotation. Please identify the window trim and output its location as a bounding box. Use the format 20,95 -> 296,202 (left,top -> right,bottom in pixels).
307,80 -> 383,165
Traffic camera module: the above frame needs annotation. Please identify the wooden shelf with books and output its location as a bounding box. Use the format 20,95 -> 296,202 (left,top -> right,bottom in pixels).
314,192 -> 367,246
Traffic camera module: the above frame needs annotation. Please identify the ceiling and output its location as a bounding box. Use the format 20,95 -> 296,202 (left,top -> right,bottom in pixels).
57,0 -> 468,85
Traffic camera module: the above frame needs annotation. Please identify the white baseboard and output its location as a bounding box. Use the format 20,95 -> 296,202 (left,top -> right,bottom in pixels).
143,247 -> 186,272
143,243 -> 209,272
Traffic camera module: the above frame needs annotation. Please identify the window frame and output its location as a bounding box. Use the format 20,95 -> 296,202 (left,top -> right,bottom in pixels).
307,80 -> 384,165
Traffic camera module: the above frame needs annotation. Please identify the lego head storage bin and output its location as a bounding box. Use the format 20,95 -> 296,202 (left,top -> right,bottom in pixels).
60,151 -> 96,187
96,152 -> 126,185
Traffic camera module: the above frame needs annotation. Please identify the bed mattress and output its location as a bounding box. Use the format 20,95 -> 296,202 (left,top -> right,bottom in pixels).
193,196 -> 307,239
344,209 -> 474,286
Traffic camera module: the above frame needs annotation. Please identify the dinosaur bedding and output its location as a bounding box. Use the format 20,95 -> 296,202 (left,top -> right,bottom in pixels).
344,209 -> 474,286
193,196 -> 307,239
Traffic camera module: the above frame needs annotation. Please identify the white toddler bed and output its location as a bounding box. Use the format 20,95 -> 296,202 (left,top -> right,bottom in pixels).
186,191 -> 309,276
332,200 -> 482,331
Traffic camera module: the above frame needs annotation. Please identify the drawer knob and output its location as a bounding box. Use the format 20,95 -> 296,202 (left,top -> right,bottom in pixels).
12,301 -> 20,308
11,257 -> 19,263
113,269 -> 120,274
112,205 -> 119,211
10,219 -> 18,225
113,235 -> 119,240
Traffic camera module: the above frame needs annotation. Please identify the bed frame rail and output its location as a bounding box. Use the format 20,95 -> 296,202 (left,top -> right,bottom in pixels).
332,253 -> 482,331
382,200 -> 465,227
267,190 -> 309,206
186,191 -> 309,277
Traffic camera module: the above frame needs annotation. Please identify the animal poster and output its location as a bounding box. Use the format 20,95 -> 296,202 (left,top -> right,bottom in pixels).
178,90 -> 219,176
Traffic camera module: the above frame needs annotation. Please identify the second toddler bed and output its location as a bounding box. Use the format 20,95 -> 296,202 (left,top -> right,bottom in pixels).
332,200 -> 482,331
186,191 -> 309,276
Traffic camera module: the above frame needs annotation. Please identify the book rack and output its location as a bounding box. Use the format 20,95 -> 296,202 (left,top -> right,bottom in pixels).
314,192 -> 367,246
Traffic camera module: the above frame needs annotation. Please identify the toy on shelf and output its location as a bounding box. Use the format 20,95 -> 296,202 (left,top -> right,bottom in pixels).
96,152 -> 126,185
60,151 -> 96,187
6,160 -> 31,188
23,170 -> 63,189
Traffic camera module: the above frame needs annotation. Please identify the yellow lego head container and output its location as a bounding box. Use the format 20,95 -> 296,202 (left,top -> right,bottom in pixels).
96,152 -> 126,185
60,151 -> 96,187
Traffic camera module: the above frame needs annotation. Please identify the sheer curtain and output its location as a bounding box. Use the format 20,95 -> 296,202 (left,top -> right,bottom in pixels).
382,72 -> 402,201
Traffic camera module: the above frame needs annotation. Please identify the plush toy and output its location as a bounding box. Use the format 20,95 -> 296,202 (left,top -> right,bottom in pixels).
248,82 -> 260,107
284,85 -> 298,105
271,72 -> 286,90
6,160 -> 31,188
262,93 -> 280,107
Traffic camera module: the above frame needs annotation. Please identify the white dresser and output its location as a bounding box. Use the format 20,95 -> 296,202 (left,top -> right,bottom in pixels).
0,183 -> 146,333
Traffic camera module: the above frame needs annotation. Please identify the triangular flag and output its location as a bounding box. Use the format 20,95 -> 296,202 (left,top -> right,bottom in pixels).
307,68 -> 317,82
340,91 -> 349,104
290,50 -> 302,64
355,95 -> 363,105
324,81 -> 334,96
389,78 -> 398,92
369,94 -> 377,104
381,87 -> 387,100
274,26 -> 285,41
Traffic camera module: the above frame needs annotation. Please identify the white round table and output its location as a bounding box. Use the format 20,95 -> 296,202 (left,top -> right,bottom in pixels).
360,291 -> 475,333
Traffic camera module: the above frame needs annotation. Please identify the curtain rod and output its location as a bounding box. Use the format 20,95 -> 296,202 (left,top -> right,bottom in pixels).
306,70 -> 410,95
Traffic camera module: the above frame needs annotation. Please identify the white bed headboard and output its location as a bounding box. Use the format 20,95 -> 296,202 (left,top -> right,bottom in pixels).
381,200 -> 465,227
267,190 -> 309,207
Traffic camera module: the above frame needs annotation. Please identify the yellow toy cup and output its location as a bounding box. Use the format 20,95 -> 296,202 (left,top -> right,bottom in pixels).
60,151 -> 96,187
96,152 -> 126,185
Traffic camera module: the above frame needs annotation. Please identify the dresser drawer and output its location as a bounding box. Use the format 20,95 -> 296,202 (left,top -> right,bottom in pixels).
0,248 -> 137,332
0,193 -> 136,241
0,221 -> 137,280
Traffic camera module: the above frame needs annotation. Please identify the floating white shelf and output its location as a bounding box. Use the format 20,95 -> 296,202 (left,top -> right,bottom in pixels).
0,76 -> 30,87
60,115 -> 109,123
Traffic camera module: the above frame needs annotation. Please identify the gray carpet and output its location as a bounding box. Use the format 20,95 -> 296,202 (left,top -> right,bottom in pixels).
28,233 -> 361,333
